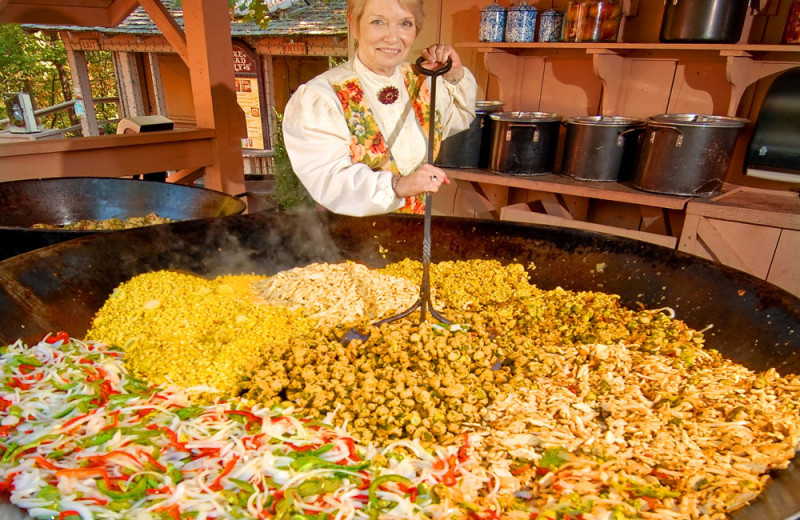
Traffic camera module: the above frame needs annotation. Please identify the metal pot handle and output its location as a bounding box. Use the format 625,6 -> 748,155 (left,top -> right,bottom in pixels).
649,124 -> 684,147
504,124 -> 541,142
234,191 -> 279,213
616,127 -> 640,147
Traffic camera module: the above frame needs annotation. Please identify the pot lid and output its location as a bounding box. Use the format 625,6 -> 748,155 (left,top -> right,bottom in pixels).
476,100 -> 504,113
481,1 -> 506,13
490,111 -> 562,123
565,115 -> 645,126
649,113 -> 749,128
540,7 -> 563,17
508,1 -> 537,12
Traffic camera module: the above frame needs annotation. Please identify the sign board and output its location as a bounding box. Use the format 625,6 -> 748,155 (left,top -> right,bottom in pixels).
282,41 -> 308,55
79,39 -> 100,51
232,41 -> 257,76
232,41 -> 266,149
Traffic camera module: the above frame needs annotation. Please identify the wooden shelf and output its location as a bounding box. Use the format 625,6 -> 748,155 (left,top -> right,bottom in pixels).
443,169 -> 690,209
459,42 -> 800,57
461,40 -> 800,119
439,168 -> 692,248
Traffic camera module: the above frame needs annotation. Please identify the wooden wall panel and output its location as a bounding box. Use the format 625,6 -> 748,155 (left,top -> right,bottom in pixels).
668,60 -> 731,116
540,58 -> 602,116
612,59 -> 674,118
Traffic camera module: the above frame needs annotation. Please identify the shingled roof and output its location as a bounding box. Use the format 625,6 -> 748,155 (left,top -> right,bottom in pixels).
23,0 -> 347,37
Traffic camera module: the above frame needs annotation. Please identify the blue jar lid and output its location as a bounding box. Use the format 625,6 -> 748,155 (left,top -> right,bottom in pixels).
540,7 -> 563,18
508,1 -> 537,12
481,1 -> 506,13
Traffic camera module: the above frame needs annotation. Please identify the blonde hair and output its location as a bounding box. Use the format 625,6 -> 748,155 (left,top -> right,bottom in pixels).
348,0 -> 424,35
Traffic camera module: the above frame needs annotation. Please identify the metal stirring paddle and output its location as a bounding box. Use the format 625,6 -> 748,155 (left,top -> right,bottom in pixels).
340,56 -> 453,345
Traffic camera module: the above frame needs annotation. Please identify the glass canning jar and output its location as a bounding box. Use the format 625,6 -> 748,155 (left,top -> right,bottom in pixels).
562,0 -> 621,42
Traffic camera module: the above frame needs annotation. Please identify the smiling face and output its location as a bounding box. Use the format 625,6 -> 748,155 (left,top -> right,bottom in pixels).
352,0 -> 417,77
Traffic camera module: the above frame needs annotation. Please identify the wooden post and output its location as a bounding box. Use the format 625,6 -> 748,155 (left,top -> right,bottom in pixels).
148,53 -> 169,116
114,51 -> 146,117
181,0 -> 245,194
65,47 -> 100,136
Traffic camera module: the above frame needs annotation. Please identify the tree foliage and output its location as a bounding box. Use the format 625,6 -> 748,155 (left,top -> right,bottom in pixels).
0,24 -> 117,131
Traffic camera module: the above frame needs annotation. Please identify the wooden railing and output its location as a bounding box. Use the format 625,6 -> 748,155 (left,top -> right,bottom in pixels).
0,97 -> 120,137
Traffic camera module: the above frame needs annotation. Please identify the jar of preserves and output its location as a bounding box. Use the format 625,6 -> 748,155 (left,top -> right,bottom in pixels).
479,1 -> 507,43
505,1 -> 538,42
782,0 -> 800,44
538,7 -> 564,42
562,0 -> 621,42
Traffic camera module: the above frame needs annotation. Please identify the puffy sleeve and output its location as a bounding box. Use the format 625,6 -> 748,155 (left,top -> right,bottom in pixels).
282,77 -> 405,217
437,67 -> 478,139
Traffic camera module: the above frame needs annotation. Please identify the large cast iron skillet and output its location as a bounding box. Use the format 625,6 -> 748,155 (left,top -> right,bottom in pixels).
0,211 -> 798,519
0,177 -> 247,260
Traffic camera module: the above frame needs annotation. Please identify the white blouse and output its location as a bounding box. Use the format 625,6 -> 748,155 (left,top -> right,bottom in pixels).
282,56 -> 478,217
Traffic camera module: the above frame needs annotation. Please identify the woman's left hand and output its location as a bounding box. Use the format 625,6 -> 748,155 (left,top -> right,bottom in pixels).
420,43 -> 464,84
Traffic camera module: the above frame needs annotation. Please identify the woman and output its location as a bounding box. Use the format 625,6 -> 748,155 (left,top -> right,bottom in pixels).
282,0 -> 478,216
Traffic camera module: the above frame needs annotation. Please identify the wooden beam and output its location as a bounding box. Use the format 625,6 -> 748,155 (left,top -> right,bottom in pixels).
138,0 -> 189,65
0,129 -> 215,179
64,46 -> 100,136
0,4 -> 111,25
182,0 -> 245,194
107,0 -> 140,26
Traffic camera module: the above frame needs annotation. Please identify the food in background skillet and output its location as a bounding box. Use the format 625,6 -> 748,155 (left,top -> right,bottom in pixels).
31,212 -> 173,231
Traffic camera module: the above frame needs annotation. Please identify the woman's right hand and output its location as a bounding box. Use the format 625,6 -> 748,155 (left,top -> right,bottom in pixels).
393,164 -> 450,198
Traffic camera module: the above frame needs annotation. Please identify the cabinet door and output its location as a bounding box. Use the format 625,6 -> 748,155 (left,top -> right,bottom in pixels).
768,229 -> 800,298
678,215 -> 781,279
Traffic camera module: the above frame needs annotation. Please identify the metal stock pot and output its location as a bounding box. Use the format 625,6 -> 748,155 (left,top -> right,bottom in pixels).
489,111 -> 562,175
436,100 -> 504,169
632,113 -> 748,196
561,116 -> 645,181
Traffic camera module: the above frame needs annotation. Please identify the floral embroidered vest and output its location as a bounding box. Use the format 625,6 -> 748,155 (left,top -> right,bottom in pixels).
330,63 -> 444,214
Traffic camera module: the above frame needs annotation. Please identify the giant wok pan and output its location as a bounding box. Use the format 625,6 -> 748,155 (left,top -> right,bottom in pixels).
0,211 -> 798,520
0,177 -> 247,260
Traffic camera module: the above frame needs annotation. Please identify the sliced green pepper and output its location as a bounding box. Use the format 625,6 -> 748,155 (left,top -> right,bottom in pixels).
96,476 -> 148,500
289,455 -> 370,473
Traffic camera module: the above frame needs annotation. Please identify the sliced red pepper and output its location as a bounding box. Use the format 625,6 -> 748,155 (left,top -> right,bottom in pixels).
58,511 -> 81,520
7,378 -> 32,390
342,437 -> 359,461
209,455 -> 239,491
45,331 -> 69,344
397,482 -> 418,502
82,450 -> 142,468
286,443 -> 319,452
158,426 -> 189,452
101,410 -> 121,431
440,454 -> 459,486
511,463 -> 532,476
34,456 -> 62,471
0,471 -> 20,493
76,496 -> 108,505
457,432 -> 470,462
225,409 -> 262,426
142,451 -> 167,472
153,503 -> 181,520
58,412 -> 93,432
146,486 -> 172,495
